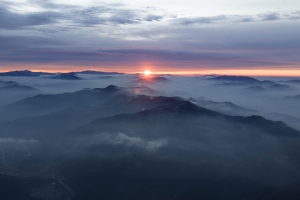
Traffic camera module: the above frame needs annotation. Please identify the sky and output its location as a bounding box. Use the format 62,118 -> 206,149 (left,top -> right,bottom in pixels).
0,0 -> 300,75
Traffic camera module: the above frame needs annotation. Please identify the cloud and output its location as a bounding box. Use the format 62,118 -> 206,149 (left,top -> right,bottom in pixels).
0,47 -> 290,69
174,12 -> 300,26
259,12 -> 281,21
175,15 -> 228,25
0,35 -> 66,52
86,132 -> 168,152
144,14 -> 163,22
0,1 -> 166,30
0,1 -> 299,72
0,5 -> 59,29
0,138 -> 39,145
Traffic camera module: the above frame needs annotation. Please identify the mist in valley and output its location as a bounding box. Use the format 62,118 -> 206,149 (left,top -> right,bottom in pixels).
1,72 -> 300,199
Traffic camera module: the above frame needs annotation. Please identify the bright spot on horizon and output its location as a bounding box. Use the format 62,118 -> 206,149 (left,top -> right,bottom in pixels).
144,70 -> 152,76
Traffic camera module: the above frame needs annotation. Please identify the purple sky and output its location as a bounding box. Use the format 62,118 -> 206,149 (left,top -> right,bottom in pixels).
1,0 -> 300,75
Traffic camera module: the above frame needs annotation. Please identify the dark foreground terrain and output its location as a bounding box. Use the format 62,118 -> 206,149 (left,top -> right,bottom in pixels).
1,74 -> 300,199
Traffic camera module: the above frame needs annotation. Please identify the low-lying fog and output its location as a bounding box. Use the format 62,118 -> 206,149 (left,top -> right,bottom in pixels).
1,72 -> 300,199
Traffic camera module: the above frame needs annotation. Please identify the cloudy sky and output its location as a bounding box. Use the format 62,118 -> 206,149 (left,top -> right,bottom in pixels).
1,0 -> 300,75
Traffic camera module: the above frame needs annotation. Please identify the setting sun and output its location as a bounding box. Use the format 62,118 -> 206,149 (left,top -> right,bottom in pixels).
144,70 -> 152,76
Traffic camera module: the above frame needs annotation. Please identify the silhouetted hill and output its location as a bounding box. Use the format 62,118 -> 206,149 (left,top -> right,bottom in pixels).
0,85 -> 131,120
284,94 -> 300,100
0,84 -> 40,92
280,79 -> 300,85
244,86 -> 266,92
197,99 -> 256,116
0,80 -> 18,87
0,83 -> 43,106
0,70 -> 53,76
132,76 -> 170,84
268,84 -> 296,91
48,72 -> 81,80
77,70 -> 124,75
210,75 -> 259,82
70,100 -> 299,139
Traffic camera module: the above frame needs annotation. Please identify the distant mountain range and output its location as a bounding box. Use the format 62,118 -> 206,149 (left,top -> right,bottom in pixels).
70,99 -> 299,138
280,79 -> 300,85
0,80 -> 42,106
284,94 -> 300,100
244,86 -> 266,92
132,76 -> 170,85
77,70 -> 124,75
210,75 -> 259,82
0,70 -> 125,77
207,76 -> 300,94
0,70 -> 53,76
47,72 -> 82,80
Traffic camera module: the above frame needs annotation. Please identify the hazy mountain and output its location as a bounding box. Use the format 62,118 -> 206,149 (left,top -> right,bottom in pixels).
1,78 -> 300,199
70,100 -> 299,138
243,86 -> 266,92
47,72 -> 81,80
132,76 -> 170,84
0,84 -> 40,92
284,94 -> 300,100
194,98 -> 300,131
268,83 -> 296,91
0,85 -> 132,121
0,80 -> 18,87
196,99 -> 257,116
280,79 -> 300,85
63,99 -> 300,189
0,94 -> 185,141
210,75 -> 259,83
77,70 -> 124,75
0,70 -> 53,76
257,80 -> 278,87
0,83 -> 42,107
97,76 -> 113,79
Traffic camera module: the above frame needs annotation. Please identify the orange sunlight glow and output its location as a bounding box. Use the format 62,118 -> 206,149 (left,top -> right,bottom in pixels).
2,63 -> 300,77
144,70 -> 152,76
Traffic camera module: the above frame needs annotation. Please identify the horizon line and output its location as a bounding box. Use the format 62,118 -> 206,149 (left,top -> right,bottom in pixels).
1,69 -> 300,77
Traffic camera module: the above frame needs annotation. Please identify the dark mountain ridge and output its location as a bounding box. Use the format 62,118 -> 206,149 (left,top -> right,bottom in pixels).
210,75 -> 259,82
47,72 -> 81,80
77,70 -> 124,75
0,70 -> 53,76
70,99 -> 299,139
0,85 -> 131,121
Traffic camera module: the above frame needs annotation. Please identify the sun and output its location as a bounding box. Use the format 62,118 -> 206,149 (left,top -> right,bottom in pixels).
144,70 -> 152,76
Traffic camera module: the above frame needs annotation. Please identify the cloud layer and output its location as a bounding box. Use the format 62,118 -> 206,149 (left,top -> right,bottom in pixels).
0,0 -> 299,73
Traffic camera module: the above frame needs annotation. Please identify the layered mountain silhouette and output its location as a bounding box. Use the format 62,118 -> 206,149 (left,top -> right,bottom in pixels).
0,85 -> 130,120
1,83 -> 300,199
210,75 -> 259,83
47,72 -> 81,80
0,70 -> 53,76
132,76 -> 170,85
0,82 -> 42,106
0,88 -> 185,141
70,99 -> 300,138
77,70 -> 124,75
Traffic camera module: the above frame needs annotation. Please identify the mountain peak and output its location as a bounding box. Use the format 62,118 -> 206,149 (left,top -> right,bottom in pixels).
211,75 -> 258,82
140,100 -> 218,116
49,72 -> 81,80
103,85 -> 123,92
